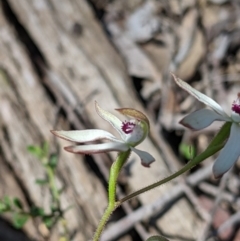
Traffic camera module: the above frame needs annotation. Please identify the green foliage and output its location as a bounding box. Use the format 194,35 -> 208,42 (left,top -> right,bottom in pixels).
27,142 -> 49,162
42,216 -> 55,228
0,196 -> 11,213
30,206 -> 45,217
13,213 -> 29,229
48,154 -> 58,169
35,179 -> 48,185
0,142 -> 70,240
0,202 -> 7,213
179,142 -> 196,159
27,145 -> 44,159
13,198 -> 23,210
4,196 -> 12,209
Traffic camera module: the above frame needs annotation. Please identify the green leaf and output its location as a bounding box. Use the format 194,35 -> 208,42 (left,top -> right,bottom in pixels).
30,206 -> 45,217
35,179 -> 48,185
48,154 -> 58,169
3,196 -> 12,209
179,143 -> 196,159
189,122 -> 232,167
13,213 -> 29,228
42,142 -> 49,157
0,201 -> 7,213
42,216 -> 54,228
0,196 -> 12,213
27,145 -> 43,159
13,198 -> 23,210
208,122 -> 231,148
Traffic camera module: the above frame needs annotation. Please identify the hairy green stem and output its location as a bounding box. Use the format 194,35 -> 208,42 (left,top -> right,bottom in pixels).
108,150 -> 130,204
93,150 -> 130,241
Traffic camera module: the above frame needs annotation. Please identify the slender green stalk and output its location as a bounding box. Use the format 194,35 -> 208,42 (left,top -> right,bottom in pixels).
146,235 -> 170,241
93,150 -> 130,241
43,158 -> 70,241
108,150 -> 130,204
118,144 -> 222,204
118,122 -> 231,205
46,165 -> 59,206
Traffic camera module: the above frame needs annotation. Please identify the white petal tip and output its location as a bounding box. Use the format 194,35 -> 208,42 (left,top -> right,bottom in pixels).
64,146 -> 77,153
179,119 -> 196,130
213,173 -> 224,179
131,147 -> 155,168
212,158 -> 230,179
212,165 -> 226,179
212,162 -> 230,179
51,130 -> 67,139
94,100 -> 99,108
141,159 -> 155,168
51,130 -> 57,135
64,145 -> 98,154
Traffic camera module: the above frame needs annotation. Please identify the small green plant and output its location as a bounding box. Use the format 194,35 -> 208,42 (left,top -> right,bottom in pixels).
0,143 -> 71,240
0,196 -> 28,228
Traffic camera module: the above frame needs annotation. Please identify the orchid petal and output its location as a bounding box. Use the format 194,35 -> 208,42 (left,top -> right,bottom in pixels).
95,101 -> 126,140
172,74 -> 230,120
180,109 -> 227,130
213,123 -> 240,178
51,129 -> 121,143
65,142 -> 129,154
130,147 -> 155,167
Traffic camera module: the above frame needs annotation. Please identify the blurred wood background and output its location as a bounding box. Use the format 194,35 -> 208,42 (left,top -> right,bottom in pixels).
0,0 -> 240,240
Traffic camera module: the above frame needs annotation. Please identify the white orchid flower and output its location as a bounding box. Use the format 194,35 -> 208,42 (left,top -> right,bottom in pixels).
51,102 -> 155,167
173,75 -> 240,178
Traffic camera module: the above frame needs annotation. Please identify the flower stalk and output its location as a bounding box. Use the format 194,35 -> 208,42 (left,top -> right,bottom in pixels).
93,150 -> 130,241
118,121 -> 231,205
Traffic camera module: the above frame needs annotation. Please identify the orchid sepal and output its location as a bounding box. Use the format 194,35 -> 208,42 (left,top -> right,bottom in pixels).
213,123 -> 240,178
130,147 -> 155,167
64,142 -> 129,154
172,74 -> 230,120
51,129 -> 122,143
179,109 -> 227,130
95,101 -> 125,140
